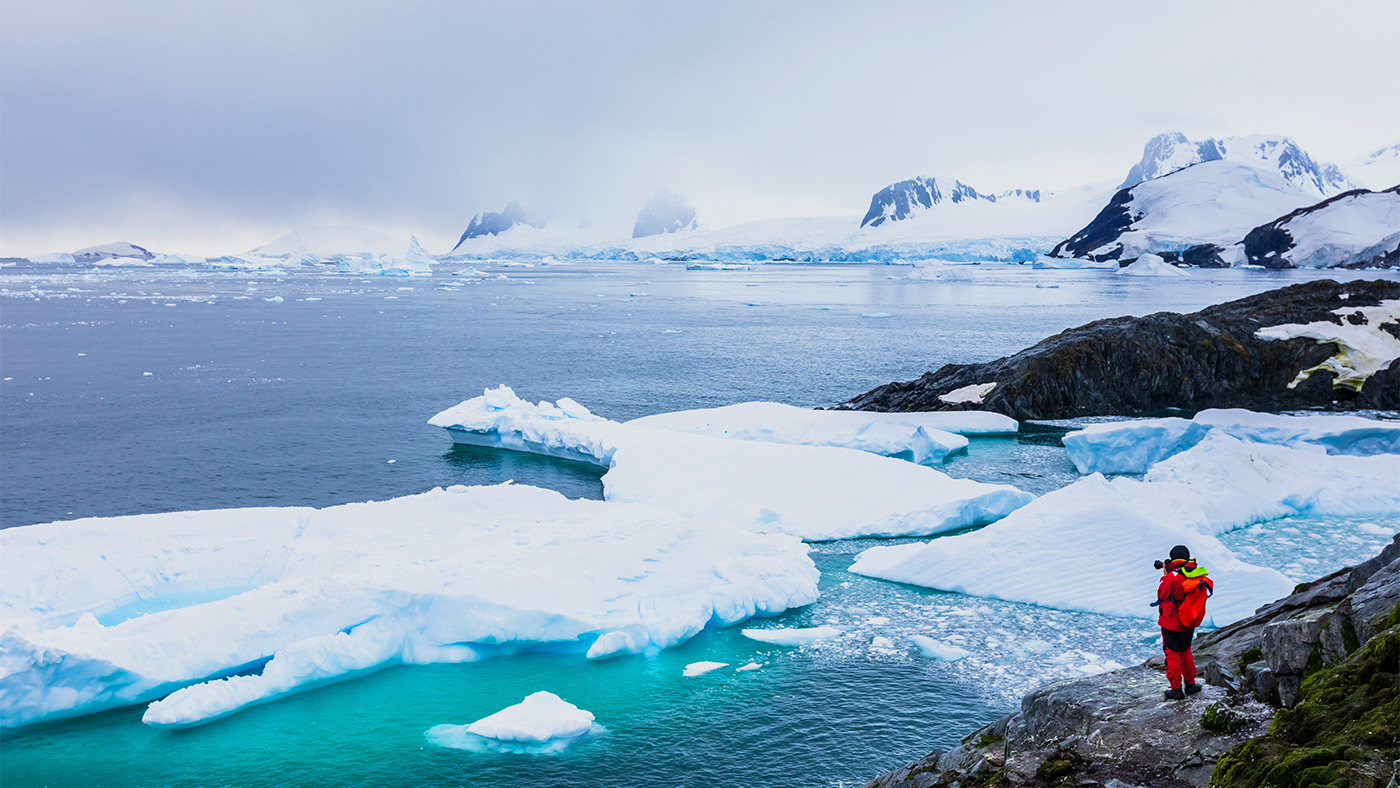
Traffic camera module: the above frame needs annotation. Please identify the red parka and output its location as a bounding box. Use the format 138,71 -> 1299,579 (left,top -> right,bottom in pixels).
1157,571 -> 1189,631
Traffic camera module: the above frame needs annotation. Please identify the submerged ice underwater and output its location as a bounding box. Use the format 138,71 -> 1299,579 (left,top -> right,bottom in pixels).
2,263 -> 1398,788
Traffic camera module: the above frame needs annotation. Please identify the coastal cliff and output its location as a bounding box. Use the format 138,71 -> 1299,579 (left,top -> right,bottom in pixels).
860,536 -> 1399,788
839,280 -> 1400,420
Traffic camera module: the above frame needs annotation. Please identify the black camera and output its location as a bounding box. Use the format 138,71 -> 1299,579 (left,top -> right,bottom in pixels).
1154,559 -> 1165,570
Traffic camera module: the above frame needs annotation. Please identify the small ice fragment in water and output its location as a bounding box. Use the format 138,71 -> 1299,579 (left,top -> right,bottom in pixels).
861,313 -> 893,318
683,661 -> 728,677
736,662 -> 761,672
741,626 -> 842,646
909,635 -> 972,661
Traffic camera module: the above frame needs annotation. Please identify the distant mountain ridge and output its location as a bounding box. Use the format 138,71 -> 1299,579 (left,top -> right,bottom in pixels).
1120,132 -> 1355,198
456,202 -> 541,247
860,177 -> 1041,228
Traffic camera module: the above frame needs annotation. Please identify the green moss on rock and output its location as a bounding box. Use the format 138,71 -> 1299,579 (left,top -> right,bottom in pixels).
1209,631 -> 1399,788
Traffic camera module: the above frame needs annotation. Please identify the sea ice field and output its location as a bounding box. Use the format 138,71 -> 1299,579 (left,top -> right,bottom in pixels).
2,259 -> 1397,788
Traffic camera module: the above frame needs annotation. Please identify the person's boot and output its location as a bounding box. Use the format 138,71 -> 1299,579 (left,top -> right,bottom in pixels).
1164,687 -> 1186,700
1185,683 -> 1202,695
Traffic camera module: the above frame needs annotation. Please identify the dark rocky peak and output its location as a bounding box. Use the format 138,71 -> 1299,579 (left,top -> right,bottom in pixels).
1119,131 -> 1225,188
860,177 -> 999,228
1243,185 -> 1400,270
632,189 -> 697,239
455,201 -> 539,245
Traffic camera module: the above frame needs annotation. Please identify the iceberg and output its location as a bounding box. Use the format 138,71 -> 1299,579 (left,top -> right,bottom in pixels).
425,691 -> 602,754
625,401 -> 1019,463
0,484 -> 817,729
92,256 -> 154,268
682,661 -> 729,677
1114,253 -> 1188,277
1030,255 -> 1117,270
849,472 -> 1296,626
429,387 -> 1034,541
1062,408 -> 1400,474
25,252 -> 75,263
1062,418 -> 1212,474
741,626 -> 843,646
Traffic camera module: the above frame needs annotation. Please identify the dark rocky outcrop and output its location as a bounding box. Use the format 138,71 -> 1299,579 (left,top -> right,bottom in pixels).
1048,188 -> 1135,260
632,189 -> 697,238
839,279 -> 1400,420
1182,243 -> 1228,268
455,201 -> 539,245
861,537 -> 1400,788
1242,186 -> 1400,270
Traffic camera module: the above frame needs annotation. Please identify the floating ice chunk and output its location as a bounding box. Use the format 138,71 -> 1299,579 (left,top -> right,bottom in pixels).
683,661 -> 728,676
741,626 -> 843,646
861,312 -> 893,318
209,255 -> 285,271
263,296 -> 284,303
909,635 -> 971,661
425,691 -> 601,753
850,473 -> 1296,626
1143,431 -> 1400,532
466,691 -> 595,741
1358,523 -> 1394,536
1257,299 -> 1400,393
939,382 -> 996,405
1031,255 -> 1117,269
1063,409 -> 1400,474
1062,418 -> 1211,474
93,256 -> 154,268
26,252 -> 75,263
628,401 -> 971,463
628,402 -> 1014,447
736,662 -> 762,672
1,484 -> 816,728
1115,253 -> 1189,277
870,636 -> 898,652
432,389 -> 1032,540
686,263 -> 751,271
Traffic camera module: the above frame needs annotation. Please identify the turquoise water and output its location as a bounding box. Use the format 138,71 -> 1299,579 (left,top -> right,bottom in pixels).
2,261 -> 1397,786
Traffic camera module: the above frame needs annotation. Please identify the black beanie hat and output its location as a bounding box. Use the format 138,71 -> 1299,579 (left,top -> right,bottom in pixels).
1170,545 -> 1191,561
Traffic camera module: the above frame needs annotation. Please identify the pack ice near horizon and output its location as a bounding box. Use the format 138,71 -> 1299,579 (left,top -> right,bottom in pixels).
14,132 -> 1399,269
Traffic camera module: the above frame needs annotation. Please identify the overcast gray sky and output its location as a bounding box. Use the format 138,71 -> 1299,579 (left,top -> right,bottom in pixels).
2,0 -> 1397,255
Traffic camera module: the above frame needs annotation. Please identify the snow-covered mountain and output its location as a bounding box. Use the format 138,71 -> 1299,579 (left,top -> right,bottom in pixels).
1242,186 -> 1400,269
1051,160 -> 1319,261
633,189 -> 698,238
1346,144 -> 1400,191
454,202 -> 540,249
72,241 -> 153,261
1119,132 -> 1355,199
860,177 -> 1041,228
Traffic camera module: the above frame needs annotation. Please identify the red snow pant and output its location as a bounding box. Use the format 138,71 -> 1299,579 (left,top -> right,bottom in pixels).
1162,627 -> 1196,689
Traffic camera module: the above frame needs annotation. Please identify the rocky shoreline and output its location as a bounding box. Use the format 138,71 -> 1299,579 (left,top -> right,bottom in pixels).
859,536 -> 1399,788
839,279 -> 1400,420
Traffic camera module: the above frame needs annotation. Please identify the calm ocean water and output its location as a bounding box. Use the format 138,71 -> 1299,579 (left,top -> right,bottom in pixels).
2,261 -> 1396,787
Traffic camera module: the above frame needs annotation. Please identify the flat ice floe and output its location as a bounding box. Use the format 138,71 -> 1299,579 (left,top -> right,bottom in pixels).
425,691 -> 601,754
849,471 -> 1296,626
626,401 -> 1017,463
741,626 -> 844,646
1062,407 -> 1400,474
430,387 -> 1033,540
0,484 -> 818,728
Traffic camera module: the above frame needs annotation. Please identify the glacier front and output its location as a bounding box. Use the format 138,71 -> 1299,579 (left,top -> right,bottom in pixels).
0,484 -> 818,729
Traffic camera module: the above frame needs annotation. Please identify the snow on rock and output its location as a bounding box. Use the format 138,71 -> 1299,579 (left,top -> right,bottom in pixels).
425,691 -> 602,753
909,635 -> 972,661
683,661 -> 728,676
429,387 -> 1034,541
938,382 -> 997,405
1115,253 -> 1189,277
1119,132 -> 1355,198
1062,409 -> 1400,475
1257,298 -> 1400,392
849,472 -> 1296,626
626,401 -> 996,463
633,189 -> 697,239
1062,418 -> 1212,474
741,626 -> 844,646
1242,186 -> 1400,269
0,484 -> 818,728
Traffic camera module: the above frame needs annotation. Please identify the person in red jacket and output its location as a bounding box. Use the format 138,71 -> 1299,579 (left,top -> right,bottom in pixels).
1157,544 -> 1202,700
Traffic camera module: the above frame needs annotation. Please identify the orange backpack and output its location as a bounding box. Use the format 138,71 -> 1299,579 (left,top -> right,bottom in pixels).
1177,570 -> 1214,628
